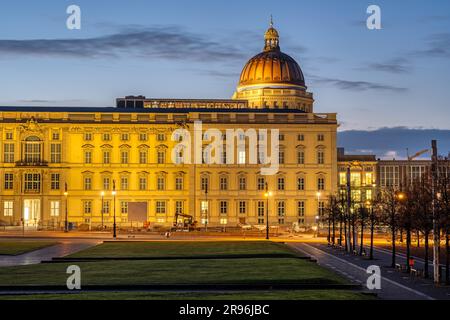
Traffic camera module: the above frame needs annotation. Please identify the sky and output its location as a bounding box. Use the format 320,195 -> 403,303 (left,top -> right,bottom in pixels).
0,0 -> 449,158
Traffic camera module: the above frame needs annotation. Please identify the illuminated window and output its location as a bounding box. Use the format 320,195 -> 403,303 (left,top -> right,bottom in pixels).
3,201 -> 13,217
350,173 -> 361,186
257,201 -> 265,224
339,172 -> 346,185
220,218 -> 228,225
156,201 -> 166,214
277,201 -> 285,224
50,201 -> 60,217
365,172 -> 373,185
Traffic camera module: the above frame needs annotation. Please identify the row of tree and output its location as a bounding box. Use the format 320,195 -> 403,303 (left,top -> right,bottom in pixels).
322,159 -> 450,284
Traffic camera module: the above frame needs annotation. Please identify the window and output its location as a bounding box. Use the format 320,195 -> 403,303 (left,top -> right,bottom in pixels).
339,172 -> 346,185
120,201 -> 128,214
201,176 -> 209,192
139,133 -> 147,141
297,149 -> 305,165
317,149 -> 324,164
52,131 -> 60,140
50,201 -> 60,217
201,201 -> 208,215
277,177 -> 285,191
279,150 -> 285,164
297,177 -> 305,191
3,201 -> 13,217
220,218 -> 228,225
120,150 -> 129,164
317,134 -> 324,141
366,189 -> 373,201
277,201 -> 285,224
176,201 -> 184,214
175,176 -> 184,190
317,177 -> 325,191
297,201 -> 305,217
278,133 -> 285,141
380,166 -> 399,187
365,172 -> 373,185
220,176 -> 228,191
257,177 -> 266,191
50,143 -> 62,163
121,176 -> 129,190
84,177 -> 92,190
220,201 -> 228,215
84,133 -> 92,141
318,201 -> 325,217
103,201 -> 110,215
121,133 -> 129,141
3,143 -> 14,163
139,149 -> 148,164
238,201 -> 246,215
156,133 -> 166,141
157,150 -> 165,164
103,150 -> 111,164
157,175 -> 165,190
239,176 -> 246,190
51,173 -> 60,190
103,177 -> 110,191
297,134 -> 304,141
4,173 -> 13,190
411,166 -> 425,181
24,136 -> 41,163
257,201 -> 265,224
84,201 -> 92,215
238,150 -> 246,164
139,176 -> 147,191
5,132 -> 13,140
156,201 -> 166,214
350,172 -> 361,187
102,133 -> 111,141
175,149 -> 184,164
84,150 -> 92,164
24,173 -> 40,192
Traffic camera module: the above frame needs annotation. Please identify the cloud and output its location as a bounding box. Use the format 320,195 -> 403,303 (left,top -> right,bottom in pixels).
363,57 -> 412,74
414,33 -> 450,59
309,75 -> 408,92
338,127 -> 450,159
0,26 -> 246,62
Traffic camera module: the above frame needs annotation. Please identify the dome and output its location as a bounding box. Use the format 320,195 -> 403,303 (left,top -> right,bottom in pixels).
238,20 -> 306,89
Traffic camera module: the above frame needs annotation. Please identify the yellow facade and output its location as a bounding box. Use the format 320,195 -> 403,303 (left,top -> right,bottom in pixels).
0,22 -> 338,230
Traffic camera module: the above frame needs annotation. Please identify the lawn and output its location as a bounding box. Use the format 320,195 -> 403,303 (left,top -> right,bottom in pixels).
67,241 -> 296,259
0,290 -> 374,300
0,241 -> 57,255
0,258 -> 346,286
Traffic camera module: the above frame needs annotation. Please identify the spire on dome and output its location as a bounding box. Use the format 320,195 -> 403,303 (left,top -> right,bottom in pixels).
264,16 -> 280,52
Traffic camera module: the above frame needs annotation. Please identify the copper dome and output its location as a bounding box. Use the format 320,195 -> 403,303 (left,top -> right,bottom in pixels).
238,21 -> 306,89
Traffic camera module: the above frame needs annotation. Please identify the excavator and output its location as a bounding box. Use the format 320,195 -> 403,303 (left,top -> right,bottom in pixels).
172,213 -> 197,231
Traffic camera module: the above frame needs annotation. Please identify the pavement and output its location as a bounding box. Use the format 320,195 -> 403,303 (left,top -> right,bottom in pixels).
0,239 -> 100,267
288,242 -> 450,300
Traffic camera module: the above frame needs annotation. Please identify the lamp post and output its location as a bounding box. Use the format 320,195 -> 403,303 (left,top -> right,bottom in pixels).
112,180 -> 117,239
264,182 -> 272,240
397,191 -> 411,272
316,192 -> 321,237
64,183 -> 68,233
100,191 -> 105,230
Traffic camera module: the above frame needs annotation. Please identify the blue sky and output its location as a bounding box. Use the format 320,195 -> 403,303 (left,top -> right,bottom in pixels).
0,0 -> 449,157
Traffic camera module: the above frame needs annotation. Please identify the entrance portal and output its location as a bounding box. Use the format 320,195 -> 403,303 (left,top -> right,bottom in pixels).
23,199 -> 41,226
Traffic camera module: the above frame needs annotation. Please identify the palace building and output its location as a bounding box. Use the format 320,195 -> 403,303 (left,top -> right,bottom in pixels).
0,22 -> 338,229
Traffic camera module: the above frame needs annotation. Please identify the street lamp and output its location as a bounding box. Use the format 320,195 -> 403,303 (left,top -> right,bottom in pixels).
112,180 -> 117,239
264,182 -> 272,240
397,191 -> 411,271
64,183 -> 68,233
100,191 -> 105,230
316,192 -> 321,237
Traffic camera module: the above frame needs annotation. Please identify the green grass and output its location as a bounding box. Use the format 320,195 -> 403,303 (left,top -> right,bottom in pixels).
0,290 -> 374,300
0,241 -> 57,255
0,258 -> 346,286
67,241 -> 296,259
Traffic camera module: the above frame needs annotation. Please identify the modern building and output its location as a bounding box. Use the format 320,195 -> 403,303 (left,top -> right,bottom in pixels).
0,22 -> 338,229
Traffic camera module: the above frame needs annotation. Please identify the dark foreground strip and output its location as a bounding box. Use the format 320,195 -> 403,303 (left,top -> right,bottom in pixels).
46,253 -> 308,263
0,283 -> 361,293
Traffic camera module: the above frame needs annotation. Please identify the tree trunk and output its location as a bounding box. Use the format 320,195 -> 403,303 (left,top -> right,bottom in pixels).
360,220 -> 364,256
391,210 -> 396,268
446,230 -> 449,285
332,214 -> 336,245
417,230 -> 420,248
370,209 -> 374,260
406,226 -> 411,272
424,231 -> 429,278
344,217 -> 348,251
327,216 -> 331,244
